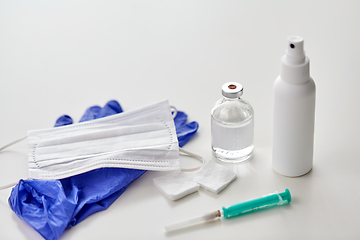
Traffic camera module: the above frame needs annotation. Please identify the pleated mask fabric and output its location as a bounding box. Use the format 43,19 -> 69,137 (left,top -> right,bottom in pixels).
27,100 -> 179,180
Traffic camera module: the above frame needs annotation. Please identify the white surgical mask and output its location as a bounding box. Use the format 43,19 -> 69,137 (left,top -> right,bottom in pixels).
27,100 -> 180,180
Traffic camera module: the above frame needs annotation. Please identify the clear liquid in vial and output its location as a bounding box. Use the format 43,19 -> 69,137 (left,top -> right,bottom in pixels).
211,116 -> 254,163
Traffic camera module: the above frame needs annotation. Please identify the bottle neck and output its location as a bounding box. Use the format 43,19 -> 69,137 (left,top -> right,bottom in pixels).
222,96 -> 241,101
280,55 -> 310,84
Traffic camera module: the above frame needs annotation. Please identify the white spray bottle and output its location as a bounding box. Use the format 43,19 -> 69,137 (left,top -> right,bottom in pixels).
272,36 -> 316,177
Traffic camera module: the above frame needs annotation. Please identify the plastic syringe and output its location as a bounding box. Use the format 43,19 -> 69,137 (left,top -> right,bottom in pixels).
165,189 -> 291,232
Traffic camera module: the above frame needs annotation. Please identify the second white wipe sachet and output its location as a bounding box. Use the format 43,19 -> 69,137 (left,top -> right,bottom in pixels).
193,160 -> 237,194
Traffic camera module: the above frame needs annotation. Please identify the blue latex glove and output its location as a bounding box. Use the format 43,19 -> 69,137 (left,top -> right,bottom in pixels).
173,111 -> 199,147
9,100 -> 198,240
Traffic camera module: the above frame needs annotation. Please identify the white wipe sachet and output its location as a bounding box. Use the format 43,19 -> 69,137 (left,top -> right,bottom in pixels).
153,171 -> 199,201
193,160 -> 237,194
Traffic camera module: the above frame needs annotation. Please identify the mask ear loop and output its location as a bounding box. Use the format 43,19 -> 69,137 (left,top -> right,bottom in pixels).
170,106 -> 178,119
170,106 -> 204,172
0,136 -> 27,190
0,136 -> 27,152
0,182 -> 19,190
179,148 -> 205,172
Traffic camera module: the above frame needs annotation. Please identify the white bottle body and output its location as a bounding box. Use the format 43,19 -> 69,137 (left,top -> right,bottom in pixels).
272,76 -> 316,177
272,36 -> 316,177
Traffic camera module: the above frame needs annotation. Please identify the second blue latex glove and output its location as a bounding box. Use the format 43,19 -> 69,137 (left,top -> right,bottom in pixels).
173,111 -> 199,147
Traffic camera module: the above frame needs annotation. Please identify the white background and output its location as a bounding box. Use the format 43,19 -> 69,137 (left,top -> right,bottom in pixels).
1,1 -> 360,239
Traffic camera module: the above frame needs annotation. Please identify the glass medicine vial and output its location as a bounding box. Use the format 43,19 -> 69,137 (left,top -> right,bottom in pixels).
211,82 -> 254,163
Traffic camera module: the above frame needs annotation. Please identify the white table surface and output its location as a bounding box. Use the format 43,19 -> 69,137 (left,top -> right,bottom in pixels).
1,1 -> 360,239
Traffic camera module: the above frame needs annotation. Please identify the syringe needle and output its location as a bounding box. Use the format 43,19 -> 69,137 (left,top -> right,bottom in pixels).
165,210 -> 221,232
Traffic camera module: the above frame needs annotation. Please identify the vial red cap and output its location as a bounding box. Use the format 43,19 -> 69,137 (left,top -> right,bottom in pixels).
221,82 -> 243,98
